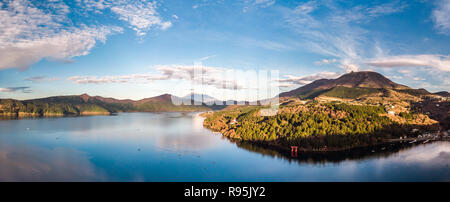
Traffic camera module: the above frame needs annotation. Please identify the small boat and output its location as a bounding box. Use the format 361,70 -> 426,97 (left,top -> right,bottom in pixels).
409,140 -> 417,144
423,139 -> 430,144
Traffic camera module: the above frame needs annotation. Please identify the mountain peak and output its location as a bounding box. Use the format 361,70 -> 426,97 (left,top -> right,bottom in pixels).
137,93 -> 174,103
331,71 -> 407,89
80,93 -> 91,102
280,71 -> 409,98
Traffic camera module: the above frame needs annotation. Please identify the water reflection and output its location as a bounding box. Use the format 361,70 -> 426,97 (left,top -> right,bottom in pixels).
233,140 -> 448,165
156,114 -> 219,151
0,145 -> 106,181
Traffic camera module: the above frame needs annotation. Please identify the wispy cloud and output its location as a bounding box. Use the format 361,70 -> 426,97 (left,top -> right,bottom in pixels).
198,55 -> 218,62
282,0 -> 408,72
413,77 -> 426,81
314,58 -> 337,65
79,0 -> 173,34
109,1 -> 172,36
366,54 -> 450,72
24,76 -> 60,83
367,1 -> 408,17
0,87 -> 31,93
253,0 -> 275,7
432,0 -> 450,35
67,74 -> 166,84
243,0 -> 276,12
239,37 -> 293,51
68,65 -> 244,90
387,75 -> 403,80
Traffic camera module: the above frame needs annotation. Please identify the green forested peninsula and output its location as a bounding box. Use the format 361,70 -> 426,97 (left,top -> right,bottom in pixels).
202,102 -> 439,151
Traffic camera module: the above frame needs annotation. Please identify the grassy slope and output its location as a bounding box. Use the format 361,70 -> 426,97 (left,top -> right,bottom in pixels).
321,86 -> 383,99
293,86 -> 382,99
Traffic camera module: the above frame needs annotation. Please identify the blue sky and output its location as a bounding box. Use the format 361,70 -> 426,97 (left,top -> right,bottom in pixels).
0,0 -> 449,100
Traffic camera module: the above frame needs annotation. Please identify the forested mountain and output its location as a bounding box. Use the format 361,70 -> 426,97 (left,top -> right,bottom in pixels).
279,71 -> 427,99
0,93 -> 212,116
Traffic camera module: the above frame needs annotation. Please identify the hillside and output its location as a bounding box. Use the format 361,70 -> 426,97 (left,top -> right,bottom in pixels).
0,93 -> 213,117
435,91 -> 450,97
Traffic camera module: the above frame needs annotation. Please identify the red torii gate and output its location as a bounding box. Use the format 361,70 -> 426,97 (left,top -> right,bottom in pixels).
291,146 -> 298,157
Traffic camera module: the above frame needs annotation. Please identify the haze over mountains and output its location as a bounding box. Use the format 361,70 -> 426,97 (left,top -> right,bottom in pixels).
0,71 -> 448,117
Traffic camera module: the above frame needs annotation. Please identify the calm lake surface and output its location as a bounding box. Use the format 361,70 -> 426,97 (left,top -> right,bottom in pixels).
0,112 -> 449,182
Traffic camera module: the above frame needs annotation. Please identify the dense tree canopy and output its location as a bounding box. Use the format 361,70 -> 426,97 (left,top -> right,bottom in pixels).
203,103 -> 438,150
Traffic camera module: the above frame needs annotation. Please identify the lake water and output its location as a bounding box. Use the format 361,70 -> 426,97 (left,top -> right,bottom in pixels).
0,112 -> 449,182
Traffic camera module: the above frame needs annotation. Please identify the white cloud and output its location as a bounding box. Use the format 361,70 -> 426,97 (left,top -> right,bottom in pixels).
387,75 -> 403,80
366,54 -> 450,72
79,0 -> 173,36
254,0 -> 275,7
68,65 -> 244,90
0,0 -> 122,70
398,69 -> 411,74
293,0 -> 317,15
314,58 -> 337,65
367,1 -> 407,17
0,87 -> 31,93
24,76 -> 60,83
339,61 -> 360,73
67,73 -> 166,84
0,0 -> 174,70
110,1 -> 172,35
432,0 -> 450,35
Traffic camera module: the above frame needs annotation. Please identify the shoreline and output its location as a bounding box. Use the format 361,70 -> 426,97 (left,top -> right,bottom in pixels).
0,110 -> 208,120
229,135 -> 449,161
207,126 -> 448,155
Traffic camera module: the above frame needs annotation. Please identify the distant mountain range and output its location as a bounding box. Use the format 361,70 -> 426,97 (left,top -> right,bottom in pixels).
0,93 -> 213,116
182,93 -> 220,104
1,71 -> 447,117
